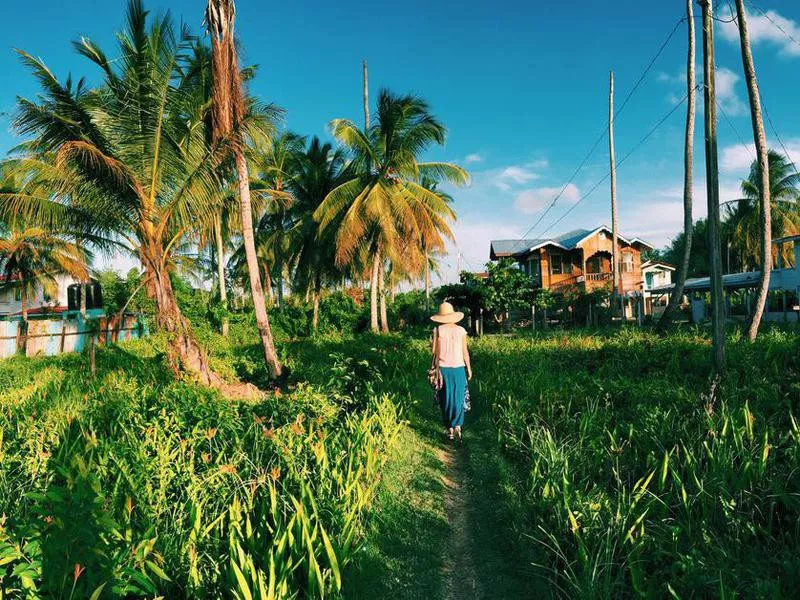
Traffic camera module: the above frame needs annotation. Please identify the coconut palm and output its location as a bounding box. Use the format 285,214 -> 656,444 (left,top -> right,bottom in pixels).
1,0 -> 265,392
315,89 -> 468,332
205,0 -> 283,379
0,228 -> 89,322
286,137 -> 352,330
725,150 -> 800,271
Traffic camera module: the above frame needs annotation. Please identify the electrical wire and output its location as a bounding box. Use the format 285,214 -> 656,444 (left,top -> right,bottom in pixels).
507,16 -> 687,251
538,89 -> 693,237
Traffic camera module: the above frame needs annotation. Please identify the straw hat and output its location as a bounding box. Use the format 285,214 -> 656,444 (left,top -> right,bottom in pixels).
430,301 -> 464,324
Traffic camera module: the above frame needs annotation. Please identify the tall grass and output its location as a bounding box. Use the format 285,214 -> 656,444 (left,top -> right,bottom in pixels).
0,337 -> 400,598
472,327 -> 800,597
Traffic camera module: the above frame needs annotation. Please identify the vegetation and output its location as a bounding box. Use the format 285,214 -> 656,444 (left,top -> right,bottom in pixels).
0,1 -> 799,598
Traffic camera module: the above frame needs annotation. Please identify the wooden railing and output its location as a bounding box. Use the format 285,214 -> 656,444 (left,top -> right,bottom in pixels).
550,275 -> 581,291
585,272 -> 613,282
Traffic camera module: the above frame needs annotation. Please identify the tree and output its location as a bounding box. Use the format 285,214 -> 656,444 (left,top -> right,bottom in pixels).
205,0 -> 283,379
484,258 -> 535,331
725,151 -> 800,271
2,0 -> 259,392
315,89 -> 468,333
0,228 -> 88,322
658,0 -> 696,330
285,137 -> 351,331
734,0 -> 772,341
664,219 -> 711,278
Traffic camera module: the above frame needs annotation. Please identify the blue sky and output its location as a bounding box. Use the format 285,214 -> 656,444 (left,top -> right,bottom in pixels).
1,0 -> 799,282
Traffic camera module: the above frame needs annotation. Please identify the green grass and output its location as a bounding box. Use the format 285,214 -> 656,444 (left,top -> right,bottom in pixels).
1,325 -> 798,598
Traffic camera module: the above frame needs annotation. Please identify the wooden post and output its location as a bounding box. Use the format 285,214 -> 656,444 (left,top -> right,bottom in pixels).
531,304 -> 536,333
700,0 -> 726,372
734,0 -> 772,341
90,325 -> 96,377
609,71 -> 621,320
60,321 -> 66,353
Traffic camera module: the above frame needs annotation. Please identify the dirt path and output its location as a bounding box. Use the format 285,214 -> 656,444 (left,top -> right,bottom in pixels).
438,440 -> 535,600
439,446 -> 484,599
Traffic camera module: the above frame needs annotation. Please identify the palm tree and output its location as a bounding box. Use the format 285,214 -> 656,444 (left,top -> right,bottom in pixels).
315,89 -> 468,332
1,1 -> 259,391
725,150 -> 800,271
286,137 -> 352,331
205,0 -> 282,379
658,0 -> 695,330
0,228 -> 88,322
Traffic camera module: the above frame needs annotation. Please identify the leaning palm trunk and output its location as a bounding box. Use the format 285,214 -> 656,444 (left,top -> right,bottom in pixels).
658,0 -> 696,330
215,213 -> 229,337
141,250 -> 227,387
370,249 -> 380,332
735,0 -> 771,341
206,0 -> 282,377
236,153 -> 282,377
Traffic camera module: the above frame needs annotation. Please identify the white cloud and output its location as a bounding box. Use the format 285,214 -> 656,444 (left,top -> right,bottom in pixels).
721,138 -> 800,173
658,65 -> 746,116
715,67 -> 747,116
464,153 -> 483,164
513,183 -> 580,215
498,165 -> 540,184
718,7 -> 800,57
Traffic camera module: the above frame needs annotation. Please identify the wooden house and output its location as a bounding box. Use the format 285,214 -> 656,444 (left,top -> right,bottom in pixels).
490,225 -> 654,315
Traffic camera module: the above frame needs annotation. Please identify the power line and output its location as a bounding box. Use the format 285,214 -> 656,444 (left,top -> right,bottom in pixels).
716,97 -> 754,159
746,0 -> 800,52
538,89 -> 693,237
509,16 -> 687,250
762,98 -> 798,173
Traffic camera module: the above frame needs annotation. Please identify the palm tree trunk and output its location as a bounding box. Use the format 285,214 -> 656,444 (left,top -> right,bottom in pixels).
424,248 -> 431,312
312,273 -> 321,332
379,258 -> 389,333
215,213 -> 229,337
658,0 -> 696,331
235,151 -> 282,378
735,0 -> 772,341
264,263 -> 274,306
369,248 -> 380,332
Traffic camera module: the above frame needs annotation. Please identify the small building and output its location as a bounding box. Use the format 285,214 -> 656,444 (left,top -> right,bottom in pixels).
641,260 -> 676,317
651,235 -> 800,323
490,225 -> 655,316
0,275 -> 104,320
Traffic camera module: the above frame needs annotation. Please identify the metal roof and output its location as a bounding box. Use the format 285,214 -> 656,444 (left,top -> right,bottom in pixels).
651,271 -> 763,293
490,225 -> 650,259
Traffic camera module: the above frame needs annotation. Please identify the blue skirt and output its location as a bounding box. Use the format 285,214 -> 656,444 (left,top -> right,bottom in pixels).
438,366 -> 467,428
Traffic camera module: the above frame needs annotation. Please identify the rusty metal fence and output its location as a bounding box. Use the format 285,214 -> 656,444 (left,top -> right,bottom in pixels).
0,313 -> 147,358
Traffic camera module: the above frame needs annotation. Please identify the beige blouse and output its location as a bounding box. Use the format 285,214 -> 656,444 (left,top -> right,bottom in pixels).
436,325 -> 467,368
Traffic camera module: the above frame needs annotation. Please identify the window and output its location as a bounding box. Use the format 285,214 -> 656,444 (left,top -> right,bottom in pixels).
551,253 -> 564,275
621,252 -> 634,273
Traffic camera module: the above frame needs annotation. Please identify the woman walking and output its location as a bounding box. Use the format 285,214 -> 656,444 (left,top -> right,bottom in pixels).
430,302 -> 472,441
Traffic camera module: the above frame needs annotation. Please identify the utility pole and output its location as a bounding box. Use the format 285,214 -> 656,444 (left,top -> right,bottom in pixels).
609,71 -> 621,319
734,0 -> 772,341
700,0 -> 726,372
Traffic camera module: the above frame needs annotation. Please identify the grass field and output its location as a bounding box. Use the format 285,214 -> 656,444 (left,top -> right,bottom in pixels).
1,326 -> 799,598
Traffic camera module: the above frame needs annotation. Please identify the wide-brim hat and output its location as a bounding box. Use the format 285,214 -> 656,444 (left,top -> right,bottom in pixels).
430,301 -> 464,324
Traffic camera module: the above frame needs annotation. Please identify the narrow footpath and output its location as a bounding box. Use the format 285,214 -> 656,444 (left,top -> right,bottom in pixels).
345,379 -> 541,599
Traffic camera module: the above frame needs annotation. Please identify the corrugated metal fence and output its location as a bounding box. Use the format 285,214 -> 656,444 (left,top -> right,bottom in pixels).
0,313 -> 148,359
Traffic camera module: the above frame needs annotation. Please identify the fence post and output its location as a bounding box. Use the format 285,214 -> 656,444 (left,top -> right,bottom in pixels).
60,320 -> 67,353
